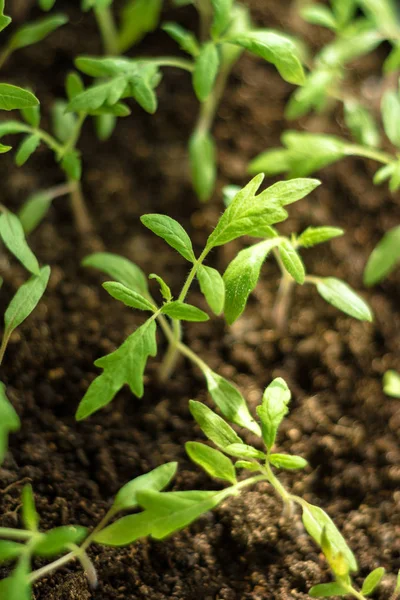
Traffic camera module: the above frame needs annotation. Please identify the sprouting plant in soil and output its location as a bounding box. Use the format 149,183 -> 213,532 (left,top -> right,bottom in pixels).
0,463 -> 177,595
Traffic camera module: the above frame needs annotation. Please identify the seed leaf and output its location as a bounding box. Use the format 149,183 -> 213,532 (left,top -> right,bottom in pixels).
189,129 -> 217,202
0,382 -> 20,465
302,502 -> 358,573
34,526 -> 88,557
119,0 -> 163,52
211,0 -> 233,38
9,14 -> 68,50
140,214 -> 195,262
21,484 -> 39,531
193,42 -> 219,101
314,277 -> 373,321
256,378 -> 291,450
204,369 -> 261,435
4,266 -> 51,343
20,103 -> 40,129
227,30 -> 305,85
0,540 -> 24,562
189,400 -> 243,450
76,320 -> 157,420
197,264 -> 225,315
0,559 -> 31,600
361,567 -> 385,596
162,22 -> 199,57
92,511 -> 152,546
278,239 -> 305,284
0,211 -> 40,275
381,89 -> 400,148
223,238 -> 280,324
186,441 -> 237,483
383,370 -> 400,398
224,443 -> 265,460
102,282 -> 155,312
0,143 -> 11,153
161,301 -> 209,322
0,0 -> 11,33
363,225 -> 400,286
269,453 -> 308,470
309,582 -> 347,597
0,85 -> 39,111
19,192 -> 53,235
112,462 -> 178,514
297,227 -> 344,248
15,134 -> 41,166
82,252 -> 148,295
149,274 -> 172,301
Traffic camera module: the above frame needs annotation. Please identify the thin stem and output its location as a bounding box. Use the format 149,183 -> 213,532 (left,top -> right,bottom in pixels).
195,63 -> 232,135
0,46 -> 11,70
342,584 -> 368,600
262,461 -> 293,506
346,145 -> 394,165
80,509 -> 114,551
29,551 -> 76,583
45,182 -> 75,201
196,0 -> 213,41
0,528 -> 34,541
94,5 -> 119,56
146,57 -> 194,73
0,331 -> 11,366
68,178 -> 95,238
271,248 -> 295,332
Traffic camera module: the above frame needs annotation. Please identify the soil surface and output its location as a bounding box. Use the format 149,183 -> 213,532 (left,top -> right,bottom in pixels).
0,1 -> 399,599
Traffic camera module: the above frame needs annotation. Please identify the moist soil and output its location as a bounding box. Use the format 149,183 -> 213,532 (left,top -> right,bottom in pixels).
0,1 -> 399,599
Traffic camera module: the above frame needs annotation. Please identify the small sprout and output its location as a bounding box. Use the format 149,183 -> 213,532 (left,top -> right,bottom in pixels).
361,567 -> 385,596
383,370 -> 400,399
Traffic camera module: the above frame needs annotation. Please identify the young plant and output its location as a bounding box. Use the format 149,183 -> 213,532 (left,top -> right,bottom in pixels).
0,463 -> 177,596
76,174 -> 320,421
383,370 -> 400,398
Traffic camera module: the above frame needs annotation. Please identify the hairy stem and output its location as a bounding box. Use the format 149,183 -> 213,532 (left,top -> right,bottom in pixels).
195,63 -> 232,136
68,179 -> 95,238
29,551 -> 76,583
94,5 -> 119,56
271,249 -> 295,332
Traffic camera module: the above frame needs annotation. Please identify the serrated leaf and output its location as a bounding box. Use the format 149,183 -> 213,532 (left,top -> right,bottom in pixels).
211,0 -> 233,38
15,134 -> 40,166
0,382 -> 20,465
162,22 -> 199,57
0,540 -> 24,562
256,378 -> 291,450
119,0 -> 163,52
189,399 -> 243,449
76,320 -> 157,420
33,526 -> 88,557
227,30 -> 305,85
161,301 -> 209,322
314,277 -> 373,321
278,239 -> 305,284
67,79 -> 124,113
21,484 -> 39,531
102,282 -> 155,312
204,369 -> 261,435
223,239 -> 279,324
197,265 -> 225,315
381,89 -> 400,148
9,14 -> 67,50
297,227 -> 344,248
189,129 -> 217,202
0,211 -> 40,275
0,85 -> 39,111
140,214 -> 195,262
302,502 -> 358,573
186,441 -> 236,483
82,252 -> 148,295
383,370 -> 400,398
112,462 -> 178,514
193,42 -> 220,101
224,443 -> 265,459
269,453 -> 308,470
363,225 -> 400,286
149,274 -> 172,302
309,582 -> 347,597
361,567 -> 385,595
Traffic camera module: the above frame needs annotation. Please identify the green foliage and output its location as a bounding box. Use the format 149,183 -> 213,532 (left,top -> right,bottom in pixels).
309,582 -> 347,597
0,382 -> 20,465
0,0 -> 11,33
314,277 -> 373,321
21,485 -> 39,532
0,85 -> 39,112
186,441 -> 237,483
0,210 -> 40,275
193,42 -> 220,102
361,567 -> 385,596
256,378 -> 291,450
197,265 -> 225,315
82,252 -> 148,295
383,370 -> 400,398
8,14 -> 67,52
364,225 -> 400,286
140,214 -> 196,262
118,0 -> 163,52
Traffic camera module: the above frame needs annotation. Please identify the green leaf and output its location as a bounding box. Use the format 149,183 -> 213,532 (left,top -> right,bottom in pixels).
119,0 -> 163,52
361,567 -> 385,596
92,511 -> 152,546
112,462 -> 178,514
234,460 -> 260,471
65,71 -> 84,101
224,443 -> 265,460
3,266 -> 50,345
297,227 -> 344,248
204,369 -> 261,435
0,540 -> 24,562
0,0 -> 11,33
193,42 -> 220,102
95,113 -> 117,141
76,320 -> 157,420
0,85 -> 39,111
197,265 -> 225,315
161,301 -> 209,322
302,502 -> 358,573
52,100 -> 77,143
140,214 -> 195,262
278,239 -> 305,284
223,239 -> 279,324
0,210 -> 40,275
363,225 -> 400,286
256,378 -> 291,450
189,129 -> 217,202
211,0 -> 233,38
0,382 -> 20,465
0,559 -> 31,600
0,142 -> 11,153
269,453 -> 308,470
383,370 -> 400,398
189,399 -> 243,449
39,0 -> 57,10
381,90 -> 400,148
285,68 -> 336,119
9,14 -> 68,51
67,79 -> 124,113
20,103 -> 40,129
162,22 -> 199,57
60,150 -> 82,181
318,26 -> 381,67
21,484 -> 39,531
227,30 -> 305,85
314,277 -> 373,321
309,582 -> 347,597
102,282 -> 155,312
248,148 -> 291,178
300,5 -> 337,30
149,274 -> 172,302
34,526 -> 88,557
15,134 -> 40,166
344,100 -> 380,148
186,441 -> 236,483
82,252 -> 148,295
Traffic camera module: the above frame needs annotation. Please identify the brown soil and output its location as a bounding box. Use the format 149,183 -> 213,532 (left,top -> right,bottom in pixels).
0,1 -> 399,599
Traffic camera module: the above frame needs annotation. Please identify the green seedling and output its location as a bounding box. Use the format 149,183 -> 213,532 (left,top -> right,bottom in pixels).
364,225 -> 400,286
383,370 -> 400,398
0,463 -> 177,596
76,174 -> 321,420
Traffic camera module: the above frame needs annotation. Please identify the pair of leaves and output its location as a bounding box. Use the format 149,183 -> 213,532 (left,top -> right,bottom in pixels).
256,378 -> 291,450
